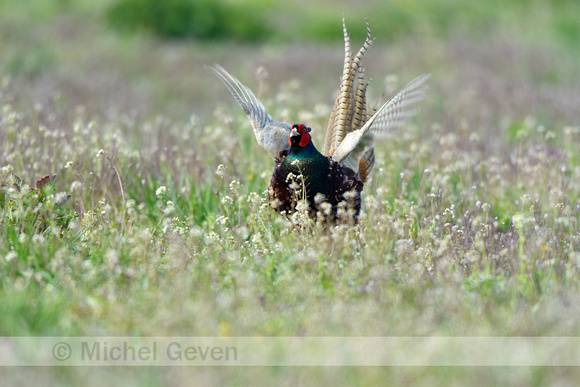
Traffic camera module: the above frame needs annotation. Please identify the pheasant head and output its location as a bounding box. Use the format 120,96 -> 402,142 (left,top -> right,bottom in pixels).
289,124 -> 312,148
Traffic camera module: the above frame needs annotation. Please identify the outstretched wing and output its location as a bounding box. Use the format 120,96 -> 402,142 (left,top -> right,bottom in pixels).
208,64 -> 291,162
332,73 -> 430,173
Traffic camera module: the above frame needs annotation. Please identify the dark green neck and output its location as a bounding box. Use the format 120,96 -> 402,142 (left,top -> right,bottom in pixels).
287,140 -> 319,160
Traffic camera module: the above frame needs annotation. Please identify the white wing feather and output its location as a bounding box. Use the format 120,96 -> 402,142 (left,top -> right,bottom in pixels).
332,74 -> 430,173
208,64 -> 291,162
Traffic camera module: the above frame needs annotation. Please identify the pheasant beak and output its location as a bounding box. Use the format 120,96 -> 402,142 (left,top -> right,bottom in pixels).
289,128 -> 300,146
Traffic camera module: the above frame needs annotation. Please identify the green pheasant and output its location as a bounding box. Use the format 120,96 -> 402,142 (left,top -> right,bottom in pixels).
268,123 -> 363,221
209,20 -> 429,222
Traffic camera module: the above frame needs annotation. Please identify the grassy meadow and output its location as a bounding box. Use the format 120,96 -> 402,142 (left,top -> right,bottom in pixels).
1,0 -> 580,384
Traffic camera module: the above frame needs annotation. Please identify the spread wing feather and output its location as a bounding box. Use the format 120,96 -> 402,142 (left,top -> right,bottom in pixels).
207,64 -> 291,162
332,73 -> 430,173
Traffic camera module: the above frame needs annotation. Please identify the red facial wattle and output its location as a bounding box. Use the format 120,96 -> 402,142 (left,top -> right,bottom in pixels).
290,124 -> 311,147
299,132 -> 310,147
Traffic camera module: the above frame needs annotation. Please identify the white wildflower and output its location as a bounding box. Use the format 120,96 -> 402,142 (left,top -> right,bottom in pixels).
247,191 -> 261,205
269,198 -> 282,209
336,207 -> 347,220
54,192 -> 70,206
5,251 -> 17,262
96,149 -> 105,158
70,181 -> 83,192
206,231 -> 220,243
296,200 -> 310,213
216,215 -> 229,225
6,187 -> 17,196
220,196 -> 233,205
563,126 -> 579,136
221,113 -> 233,125
364,195 -> 378,210
99,199 -> 111,215
216,164 -> 226,177
1,164 -> 14,175
64,161 -> 73,169
155,186 -> 167,197
395,239 -> 414,257
512,213 -> 524,229
343,190 -> 358,200
189,227 -> 202,238
32,234 -> 45,246
289,181 -> 301,191
252,233 -> 262,244
314,192 -> 326,205
256,65 -> 268,80
320,201 -> 332,216
164,200 -> 175,215
229,179 -> 240,195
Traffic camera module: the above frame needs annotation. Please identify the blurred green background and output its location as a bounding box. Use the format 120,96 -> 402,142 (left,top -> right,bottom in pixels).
2,0 -> 579,44
1,0 -> 578,125
103,0 -> 580,44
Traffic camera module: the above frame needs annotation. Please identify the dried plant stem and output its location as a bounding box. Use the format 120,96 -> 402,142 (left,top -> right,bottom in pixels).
105,155 -> 127,236
146,213 -> 167,252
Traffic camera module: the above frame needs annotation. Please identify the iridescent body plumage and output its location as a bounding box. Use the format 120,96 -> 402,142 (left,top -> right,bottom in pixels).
268,124 -> 363,221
